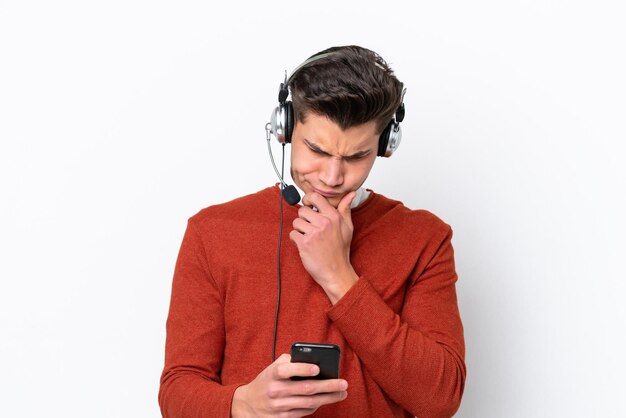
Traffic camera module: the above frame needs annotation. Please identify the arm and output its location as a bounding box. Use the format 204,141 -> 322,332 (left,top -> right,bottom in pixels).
158,219 -> 240,418
290,193 -> 465,418
327,225 -> 466,418
159,219 -> 349,418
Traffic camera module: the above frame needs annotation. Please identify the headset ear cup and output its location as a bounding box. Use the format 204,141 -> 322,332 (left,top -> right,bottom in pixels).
285,101 -> 294,143
378,121 -> 392,157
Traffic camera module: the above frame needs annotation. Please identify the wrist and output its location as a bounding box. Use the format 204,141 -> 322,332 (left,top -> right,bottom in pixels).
231,385 -> 250,418
325,266 -> 359,305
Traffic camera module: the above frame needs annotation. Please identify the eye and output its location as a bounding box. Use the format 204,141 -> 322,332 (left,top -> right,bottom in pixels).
307,145 -> 329,157
345,153 -> 369,162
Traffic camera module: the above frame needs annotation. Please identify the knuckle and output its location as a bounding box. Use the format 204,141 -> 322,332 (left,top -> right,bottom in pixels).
302,381 -> 314,395
270,398 -> 286,412
274,363 -> 285,379
304,396 -> 318,409
272,364 -> 284,379
266,384 -> 279,399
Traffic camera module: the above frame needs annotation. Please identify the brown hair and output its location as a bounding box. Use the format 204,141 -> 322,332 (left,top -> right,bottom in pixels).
288,45 -> 404,134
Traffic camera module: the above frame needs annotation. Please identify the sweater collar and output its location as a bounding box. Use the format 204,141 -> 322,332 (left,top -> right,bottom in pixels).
271,183 -> 376,213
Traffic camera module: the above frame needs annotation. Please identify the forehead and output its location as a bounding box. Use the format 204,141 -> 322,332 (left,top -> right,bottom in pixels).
294,113 -> 379,153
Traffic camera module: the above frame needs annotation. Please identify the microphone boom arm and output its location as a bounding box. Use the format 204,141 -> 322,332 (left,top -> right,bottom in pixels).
266,123 -> 288,189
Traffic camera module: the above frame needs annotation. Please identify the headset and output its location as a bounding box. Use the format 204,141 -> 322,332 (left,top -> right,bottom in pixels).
268,52 -> 406,158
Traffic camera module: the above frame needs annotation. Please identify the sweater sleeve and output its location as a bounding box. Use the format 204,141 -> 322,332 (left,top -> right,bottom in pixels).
159,219 -> 241,418
327,225 -> 466,418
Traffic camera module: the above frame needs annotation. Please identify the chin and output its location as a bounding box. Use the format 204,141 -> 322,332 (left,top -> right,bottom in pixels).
323,196 -> 341,207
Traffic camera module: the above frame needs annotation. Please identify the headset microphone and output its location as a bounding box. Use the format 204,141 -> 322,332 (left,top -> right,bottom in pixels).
281,184 -> 301,206
265,123 -> 301,205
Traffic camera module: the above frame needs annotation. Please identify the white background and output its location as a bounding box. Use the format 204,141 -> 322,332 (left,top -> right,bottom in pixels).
1,1 -> 625,417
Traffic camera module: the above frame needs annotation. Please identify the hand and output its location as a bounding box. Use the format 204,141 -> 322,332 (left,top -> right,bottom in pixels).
231,354 -> 348,418
289,192 -> 359,304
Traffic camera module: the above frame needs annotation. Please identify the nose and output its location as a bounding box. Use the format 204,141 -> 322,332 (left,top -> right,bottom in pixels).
319,157 -> 344,187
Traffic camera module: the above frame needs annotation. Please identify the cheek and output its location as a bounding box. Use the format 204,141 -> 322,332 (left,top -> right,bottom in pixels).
347,159 -> 375,182
292,151 -> 320,175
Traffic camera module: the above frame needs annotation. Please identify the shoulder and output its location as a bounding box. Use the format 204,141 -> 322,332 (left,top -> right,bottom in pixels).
367,191 -> 452,238
187,186 -> 278,229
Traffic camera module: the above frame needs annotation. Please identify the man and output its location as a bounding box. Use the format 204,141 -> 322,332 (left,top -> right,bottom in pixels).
159,45 -> 466,418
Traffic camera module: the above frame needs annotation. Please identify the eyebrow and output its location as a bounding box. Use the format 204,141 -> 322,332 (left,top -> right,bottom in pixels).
303,138 -> 372,160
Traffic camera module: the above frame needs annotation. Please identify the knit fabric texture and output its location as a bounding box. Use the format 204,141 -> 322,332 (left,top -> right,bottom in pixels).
159,185 -> 466,418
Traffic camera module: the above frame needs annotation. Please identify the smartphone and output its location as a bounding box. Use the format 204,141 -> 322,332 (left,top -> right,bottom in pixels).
290,342 -> 341,380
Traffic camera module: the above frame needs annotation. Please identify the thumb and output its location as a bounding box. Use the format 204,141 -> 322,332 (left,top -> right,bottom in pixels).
338,191 -> 357,219
275,353 -> 291,363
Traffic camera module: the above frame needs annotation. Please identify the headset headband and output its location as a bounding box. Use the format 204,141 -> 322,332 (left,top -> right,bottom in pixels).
286,52 -> 337,85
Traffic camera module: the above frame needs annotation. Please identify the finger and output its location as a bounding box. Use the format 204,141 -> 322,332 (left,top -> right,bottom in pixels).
278,353 -> 291,362
277,407 -> 317,417
277,390 -> 348,411
300,192 -> 315,208
289,230 -> 303,247
315,390 -> 348,405
337,191 -> 356,219
292,378 -> 348,396
302,192 -> 334,214
295,206 -> 320,224
292,218 -> 314,235
273,361 -> 320,380
275,353 -> 291,364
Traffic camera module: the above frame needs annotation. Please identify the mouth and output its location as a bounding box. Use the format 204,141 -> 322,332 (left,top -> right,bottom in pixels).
311,187 -> 342,198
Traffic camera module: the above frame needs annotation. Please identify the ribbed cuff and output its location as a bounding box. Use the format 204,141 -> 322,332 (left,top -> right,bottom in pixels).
326,275 -> 371,322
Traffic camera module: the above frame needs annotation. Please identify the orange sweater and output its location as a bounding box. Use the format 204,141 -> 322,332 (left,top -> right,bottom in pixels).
159,186 -> 465,418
